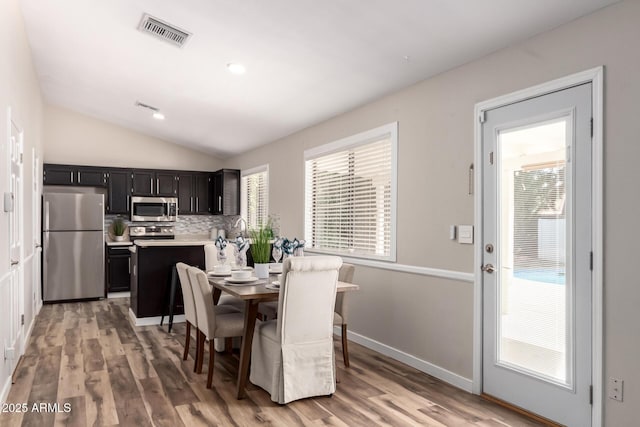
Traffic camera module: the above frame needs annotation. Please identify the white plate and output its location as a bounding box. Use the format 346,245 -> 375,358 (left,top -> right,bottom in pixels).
265,283 -> 280,291
207,271 -> 232,277
224,276 -> 259,284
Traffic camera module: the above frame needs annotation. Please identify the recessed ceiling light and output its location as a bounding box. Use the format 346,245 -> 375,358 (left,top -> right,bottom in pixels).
227,63 -> 246,75
152,111 -> 165,120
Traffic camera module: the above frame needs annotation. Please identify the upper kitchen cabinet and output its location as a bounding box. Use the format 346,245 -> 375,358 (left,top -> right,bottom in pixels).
44,164 -> 107,187
177,172 -> 195,214
194,173 -> 211,214
106,169 -> 131,214
132,170 -> 177,197
156,172 -> 178,196
211,169 -> 240,215
177,172 -> 211,215
132,170 -> 155,196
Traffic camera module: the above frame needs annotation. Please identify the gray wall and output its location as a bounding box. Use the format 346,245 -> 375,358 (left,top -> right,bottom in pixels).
223,1 -> 640,425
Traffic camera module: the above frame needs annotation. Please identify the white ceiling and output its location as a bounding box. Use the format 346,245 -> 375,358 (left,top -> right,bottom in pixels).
20,0 -> 618,158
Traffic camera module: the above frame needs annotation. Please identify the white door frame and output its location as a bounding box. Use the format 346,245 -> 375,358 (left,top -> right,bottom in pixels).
7,107 -> 25,371
473,67 -> 603,426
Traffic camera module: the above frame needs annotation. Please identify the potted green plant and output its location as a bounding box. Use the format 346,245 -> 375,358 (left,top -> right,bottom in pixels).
250,224 -> 273,279
112,217 -> 127,242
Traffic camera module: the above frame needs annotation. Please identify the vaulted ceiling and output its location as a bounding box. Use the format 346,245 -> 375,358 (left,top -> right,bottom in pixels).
20,0 -> 619,157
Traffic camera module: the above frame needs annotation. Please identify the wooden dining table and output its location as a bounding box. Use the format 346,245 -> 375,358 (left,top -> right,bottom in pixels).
208,274 -> 359,399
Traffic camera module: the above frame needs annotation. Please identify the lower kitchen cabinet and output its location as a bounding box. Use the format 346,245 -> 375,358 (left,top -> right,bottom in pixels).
130,245 -> 205,318
106,245 -> 132,293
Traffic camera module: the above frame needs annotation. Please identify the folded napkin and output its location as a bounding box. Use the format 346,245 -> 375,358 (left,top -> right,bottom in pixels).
282,238 -> 305,256
232,236 -> 249,252
214,236 -> 227,250
273,237 -> 284,249
232,236 -> 250,268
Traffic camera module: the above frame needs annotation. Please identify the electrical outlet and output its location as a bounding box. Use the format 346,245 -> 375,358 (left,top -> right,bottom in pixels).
608,377 -> 624,402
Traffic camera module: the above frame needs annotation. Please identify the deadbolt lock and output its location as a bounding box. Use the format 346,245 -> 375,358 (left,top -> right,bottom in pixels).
485,244 -> 494,253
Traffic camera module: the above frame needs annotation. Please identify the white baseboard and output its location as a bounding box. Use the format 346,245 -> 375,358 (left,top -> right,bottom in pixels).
0,375 -> 11,405
335,326 -> 473,393
21,316 -> 36,355
128,308 -> 185,327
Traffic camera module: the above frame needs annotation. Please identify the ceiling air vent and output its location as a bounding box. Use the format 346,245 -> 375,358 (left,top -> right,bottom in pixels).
138,14 -> 191,48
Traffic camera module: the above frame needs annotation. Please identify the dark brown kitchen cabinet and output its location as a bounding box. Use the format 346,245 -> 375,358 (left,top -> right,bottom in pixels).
211,169 -> 240,215
132,170 -> 155,196
106,170 -> 132,214
177,172 -> 211,214
156,172 -> 178,196
44,164 -> 106,187
130,245 -> 204,318
106,245 -> 132,293
132,170 -> 177,196
177,173 -> 195,214
194,173 -> 211,214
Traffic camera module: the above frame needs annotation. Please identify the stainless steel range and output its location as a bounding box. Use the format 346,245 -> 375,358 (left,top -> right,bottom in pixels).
129,225 -> 175,241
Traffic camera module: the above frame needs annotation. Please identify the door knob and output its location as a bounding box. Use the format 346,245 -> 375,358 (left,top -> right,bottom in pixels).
481,263 -> 495,273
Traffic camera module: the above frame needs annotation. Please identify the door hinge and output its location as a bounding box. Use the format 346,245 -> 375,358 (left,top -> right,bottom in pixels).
589,385 -> 593,404
489,151 -> 494,165
21,314 -> 24,326
479,111 -> 486,123
590,118 -> 594,138
590,251 -> 593,271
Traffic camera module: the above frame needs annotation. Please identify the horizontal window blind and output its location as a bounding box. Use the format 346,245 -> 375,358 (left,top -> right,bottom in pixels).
241,167 -> 268,230
305,128 -> 395,260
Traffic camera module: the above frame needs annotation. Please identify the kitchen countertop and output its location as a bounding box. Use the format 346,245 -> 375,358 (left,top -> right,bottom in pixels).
134,234 -> 217,248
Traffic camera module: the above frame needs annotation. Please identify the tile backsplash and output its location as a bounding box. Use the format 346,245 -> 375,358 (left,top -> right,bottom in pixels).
105,214 -> 241,236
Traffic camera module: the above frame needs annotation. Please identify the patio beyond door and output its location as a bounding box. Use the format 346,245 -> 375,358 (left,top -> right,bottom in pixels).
481,83 -> 592,426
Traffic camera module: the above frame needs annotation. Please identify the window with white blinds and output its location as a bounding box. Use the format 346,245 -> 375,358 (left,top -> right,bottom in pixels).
304,122 -> 397,261
241,165 -> 269,230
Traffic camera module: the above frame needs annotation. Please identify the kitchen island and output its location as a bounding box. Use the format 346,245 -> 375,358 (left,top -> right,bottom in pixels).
129,237 -> 215,326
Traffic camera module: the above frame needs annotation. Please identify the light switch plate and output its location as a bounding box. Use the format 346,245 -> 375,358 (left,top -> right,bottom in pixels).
458,225 -> 474,244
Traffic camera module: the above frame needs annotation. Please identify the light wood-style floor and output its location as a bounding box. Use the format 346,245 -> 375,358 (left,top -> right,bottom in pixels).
0,299 -> 542,427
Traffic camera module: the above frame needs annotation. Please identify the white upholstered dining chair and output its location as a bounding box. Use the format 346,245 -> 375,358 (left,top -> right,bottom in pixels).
250,256 -> 343,403
187,266 -> 245,388
176,262 -> 200,371
204,243 -> 245,312
334,263 -> 355,367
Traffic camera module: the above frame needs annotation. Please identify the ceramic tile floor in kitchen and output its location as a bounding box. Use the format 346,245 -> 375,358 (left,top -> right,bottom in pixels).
0,299 -> 543,426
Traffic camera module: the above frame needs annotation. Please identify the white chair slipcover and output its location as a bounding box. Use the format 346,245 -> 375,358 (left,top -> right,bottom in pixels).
204,243 -> 245,312
176,262 -> 199,370
250,256 -> 342,403
187,266 -> 244,388
333,263 -> 355,367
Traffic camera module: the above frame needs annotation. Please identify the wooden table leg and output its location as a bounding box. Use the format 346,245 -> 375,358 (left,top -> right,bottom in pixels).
212,288 -> 222,305
236,299 -> 259,399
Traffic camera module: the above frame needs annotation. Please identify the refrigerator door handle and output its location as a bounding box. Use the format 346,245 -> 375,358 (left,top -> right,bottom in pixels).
43,231 -> 49,292
44,201 -> 50,231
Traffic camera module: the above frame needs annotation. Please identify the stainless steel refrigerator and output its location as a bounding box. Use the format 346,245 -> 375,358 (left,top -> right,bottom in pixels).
43,193 -> 105,301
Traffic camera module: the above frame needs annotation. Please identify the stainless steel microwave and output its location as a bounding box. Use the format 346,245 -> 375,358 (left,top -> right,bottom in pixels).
130,196 -> 178,222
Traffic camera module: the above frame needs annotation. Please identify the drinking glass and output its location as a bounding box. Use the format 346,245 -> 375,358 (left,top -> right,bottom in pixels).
272,247 -> 283,264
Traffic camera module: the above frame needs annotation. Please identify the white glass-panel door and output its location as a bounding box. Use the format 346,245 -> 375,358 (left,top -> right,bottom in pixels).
482,83 -> 592,426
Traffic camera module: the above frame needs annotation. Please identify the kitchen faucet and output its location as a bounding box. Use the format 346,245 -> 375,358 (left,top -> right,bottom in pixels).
234,217 -> 248,237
